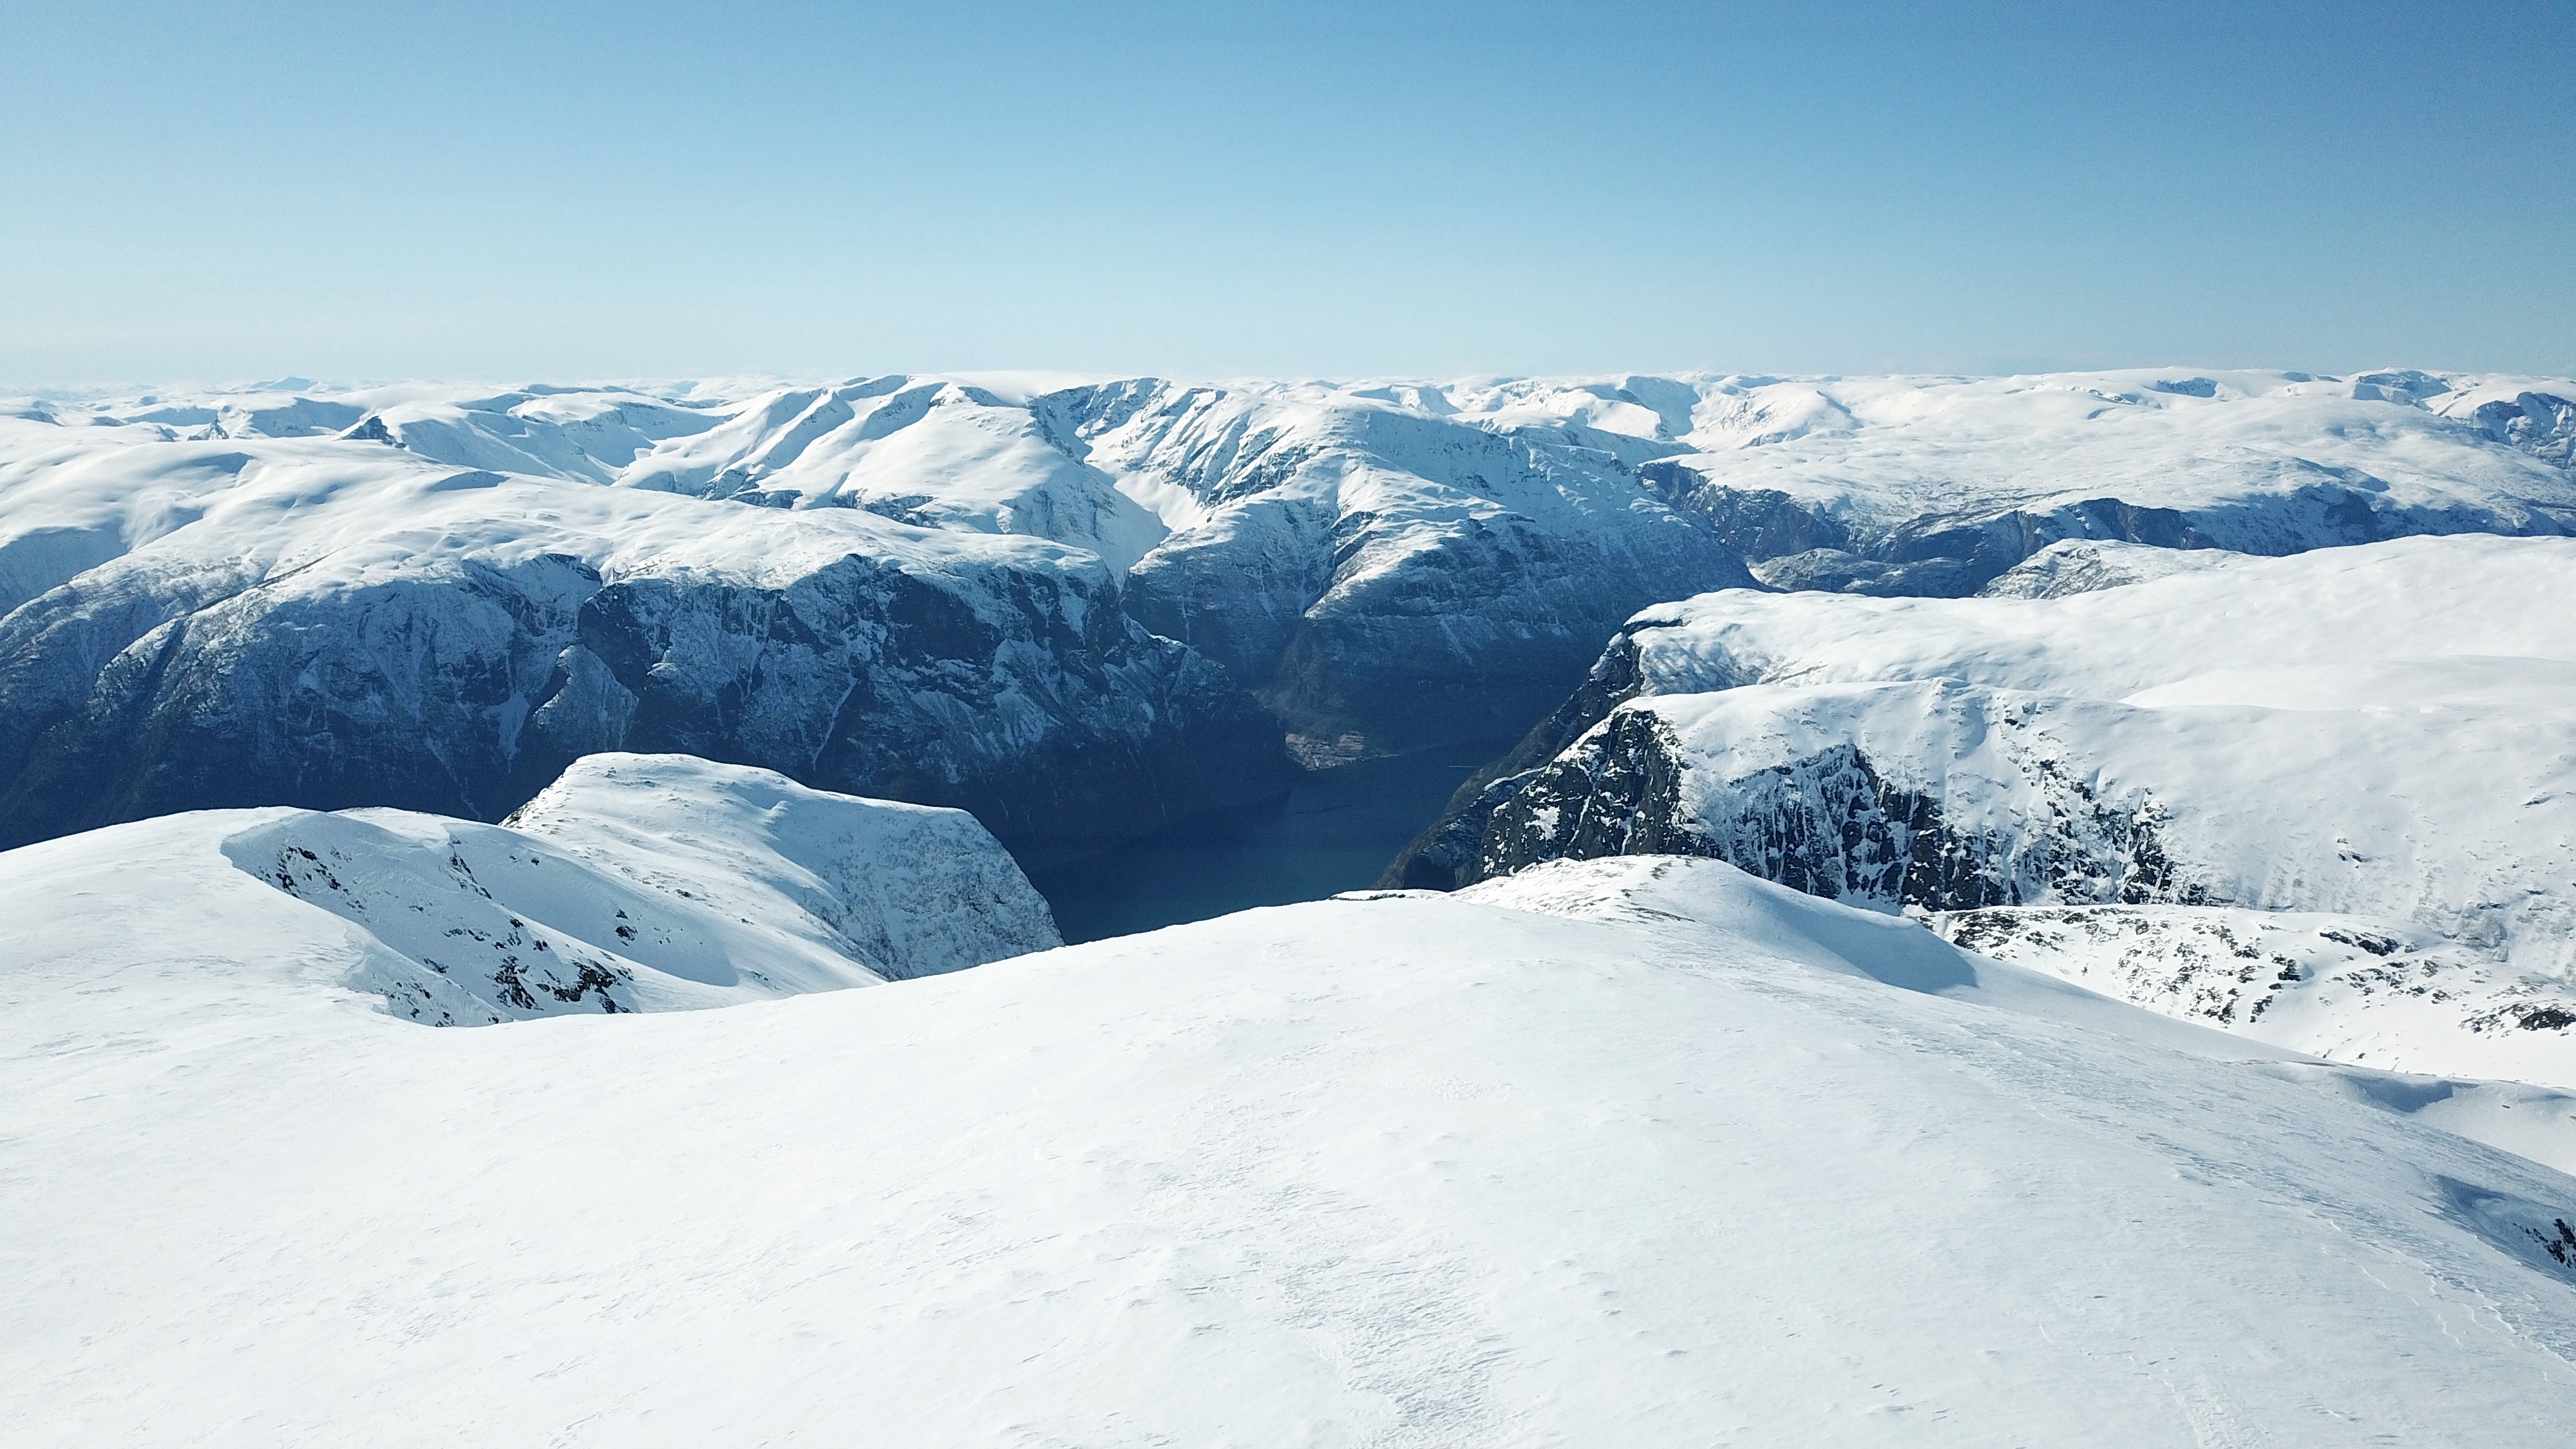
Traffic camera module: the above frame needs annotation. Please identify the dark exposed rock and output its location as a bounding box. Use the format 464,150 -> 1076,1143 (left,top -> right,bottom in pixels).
1381,629 -> 1663,889
1445,705 -> 2201,914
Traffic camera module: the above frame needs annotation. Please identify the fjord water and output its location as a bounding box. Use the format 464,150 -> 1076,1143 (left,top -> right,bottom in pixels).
1023,737 -> 1517,943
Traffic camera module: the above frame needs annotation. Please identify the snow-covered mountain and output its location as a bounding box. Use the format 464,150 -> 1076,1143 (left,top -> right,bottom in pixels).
1640,368 -> 2576,595
8,851 -> 2575,1444
1394,535 -> 2576,1084
1,753 -> 1057,1027
10,365 -> 2564,794
0,404 -> 1287,857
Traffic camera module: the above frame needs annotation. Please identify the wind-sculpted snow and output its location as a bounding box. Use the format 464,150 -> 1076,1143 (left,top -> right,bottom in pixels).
0,419 -> 1287,855
10,853 -> 2576,1443
1397,536 -> 2576,1082
0,753 -> 1056,1027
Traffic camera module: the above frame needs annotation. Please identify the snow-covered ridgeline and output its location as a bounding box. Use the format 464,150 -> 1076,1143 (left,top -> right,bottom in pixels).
1394,536 -> 2576,1082
8,853 -> 2576,1443
1642,368 -> 2576,595
1,753 -> 1057,1027
10,366 -> 2567,774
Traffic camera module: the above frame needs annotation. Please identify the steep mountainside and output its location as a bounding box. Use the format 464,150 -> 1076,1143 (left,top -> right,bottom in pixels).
1392,536 -> 2576,1082
1029,379 -> 1755,760
11,853 -> 2576,1443
0,419 -> 1287,856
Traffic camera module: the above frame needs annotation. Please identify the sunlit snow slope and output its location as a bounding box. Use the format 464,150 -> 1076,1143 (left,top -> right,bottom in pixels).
6,855 -> 2576,1445
1401,536 -> 2576,1084
0,753 -> 1057,1025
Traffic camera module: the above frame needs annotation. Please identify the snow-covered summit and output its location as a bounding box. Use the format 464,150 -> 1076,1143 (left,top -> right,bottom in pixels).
506,753 -> 1059,981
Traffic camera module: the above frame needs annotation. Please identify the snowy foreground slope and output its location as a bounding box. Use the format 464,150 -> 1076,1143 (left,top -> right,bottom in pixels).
8,365 -> 2567,783
1397,535 -> 2576,1084
0,753 -> 1057,1025
7,855 -> 2576,1446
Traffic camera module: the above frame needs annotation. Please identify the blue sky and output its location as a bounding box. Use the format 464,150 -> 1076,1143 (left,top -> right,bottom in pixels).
5,1 -> 2569,384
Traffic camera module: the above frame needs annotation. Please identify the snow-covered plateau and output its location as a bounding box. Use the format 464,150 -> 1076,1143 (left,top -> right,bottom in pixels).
9,850 -> 2576,1445
1398,534 -> 2576,1085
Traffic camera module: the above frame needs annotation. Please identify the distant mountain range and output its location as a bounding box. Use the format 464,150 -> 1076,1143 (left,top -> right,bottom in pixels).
5,366 -> 2568,855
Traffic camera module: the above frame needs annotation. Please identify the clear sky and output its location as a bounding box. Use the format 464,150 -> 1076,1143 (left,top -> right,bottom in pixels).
5,1 -> 2570,386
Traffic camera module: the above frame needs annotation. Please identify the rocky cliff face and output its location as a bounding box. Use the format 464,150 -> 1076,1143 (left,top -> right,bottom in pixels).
1445,685 -> 2200,916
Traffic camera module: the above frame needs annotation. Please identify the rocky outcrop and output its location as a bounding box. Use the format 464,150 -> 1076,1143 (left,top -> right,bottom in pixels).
1454,697 -> 2198,914
2466,390 -> 2576,470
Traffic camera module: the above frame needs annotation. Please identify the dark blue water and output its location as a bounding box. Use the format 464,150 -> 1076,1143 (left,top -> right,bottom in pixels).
1023,737 -> 1515,943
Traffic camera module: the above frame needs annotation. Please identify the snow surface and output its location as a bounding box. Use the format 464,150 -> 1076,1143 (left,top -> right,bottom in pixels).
8,855 -> 2576,1444
1462,536 -> 2576,1084
0,753 -> 1057,1027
